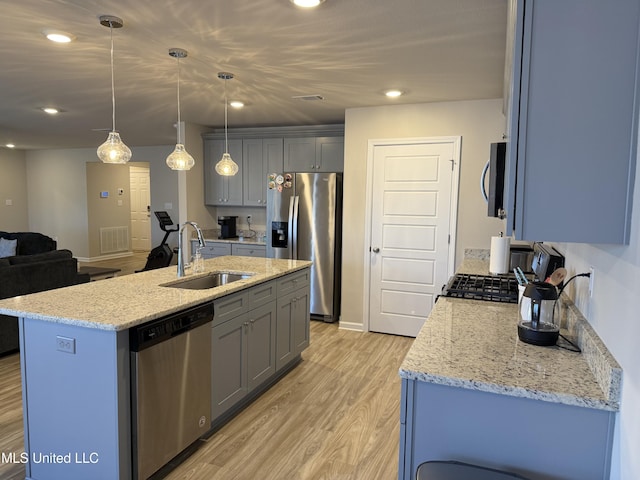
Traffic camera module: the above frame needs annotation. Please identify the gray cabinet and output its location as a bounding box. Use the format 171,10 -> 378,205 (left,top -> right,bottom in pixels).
192,240 -> 265,259
283,136 -> 344,172
211,284 -> 277,420
399,379 -> 615,480
243,138 -> 283,206
504,0 -> 640,244
191,240 -> 231,259
231,244 -> 266,257
275,271 -> 310,370
204,139 -> 243,206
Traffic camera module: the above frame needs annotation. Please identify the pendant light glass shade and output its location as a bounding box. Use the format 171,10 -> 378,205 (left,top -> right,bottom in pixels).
215,152 -> 239,175
166,48 -> 195,171
97,16 -> 131,164
97,132 -> 132,164
215,72 -> 239,176
166,143 -> 195,170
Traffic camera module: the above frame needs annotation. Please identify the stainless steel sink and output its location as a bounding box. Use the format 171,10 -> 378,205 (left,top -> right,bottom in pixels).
161,272 -> 253,290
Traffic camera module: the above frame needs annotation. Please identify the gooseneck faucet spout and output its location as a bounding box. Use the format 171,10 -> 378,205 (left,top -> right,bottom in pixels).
178,221 -> 206,277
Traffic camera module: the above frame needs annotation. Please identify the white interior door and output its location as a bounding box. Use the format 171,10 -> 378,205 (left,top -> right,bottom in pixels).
368,139 -> 458,337
130,165 -> 151,251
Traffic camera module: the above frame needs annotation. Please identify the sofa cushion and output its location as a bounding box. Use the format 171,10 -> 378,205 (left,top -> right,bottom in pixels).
8,249 -> 73,265
0,258 -> 10,268
0,231 -> 57,255
0,238 -> 17,258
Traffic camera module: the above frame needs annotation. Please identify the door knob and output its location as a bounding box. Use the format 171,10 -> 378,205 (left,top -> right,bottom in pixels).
372,247 -> 380,253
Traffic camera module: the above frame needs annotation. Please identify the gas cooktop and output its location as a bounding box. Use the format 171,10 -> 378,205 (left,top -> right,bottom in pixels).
442,273 -> 519,304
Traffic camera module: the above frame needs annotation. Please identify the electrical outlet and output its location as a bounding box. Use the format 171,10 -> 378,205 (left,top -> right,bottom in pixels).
56,335 -> 76,354
589,266 -> 595,298
246,215 -> 252,224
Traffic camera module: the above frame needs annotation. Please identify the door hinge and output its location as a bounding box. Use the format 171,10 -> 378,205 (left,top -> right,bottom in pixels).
449,159 -> 455,170
448,234 -> 451,244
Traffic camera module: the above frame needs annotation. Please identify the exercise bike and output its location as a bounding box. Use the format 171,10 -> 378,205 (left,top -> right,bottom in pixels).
137,211 -> 179,272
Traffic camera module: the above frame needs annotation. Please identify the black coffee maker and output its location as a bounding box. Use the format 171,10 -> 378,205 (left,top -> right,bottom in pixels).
218,216 -> 238,239
517,281 -> 559,346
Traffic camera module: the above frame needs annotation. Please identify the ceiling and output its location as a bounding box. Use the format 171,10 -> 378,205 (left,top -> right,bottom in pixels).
0,0 -> 508,151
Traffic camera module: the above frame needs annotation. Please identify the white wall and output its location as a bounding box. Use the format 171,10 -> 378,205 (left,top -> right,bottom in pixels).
25,144 -> 179,258
0,149 -> 29,231
341,99 -> 506,330
554,157 -> 640,478
26,149 -> 90,256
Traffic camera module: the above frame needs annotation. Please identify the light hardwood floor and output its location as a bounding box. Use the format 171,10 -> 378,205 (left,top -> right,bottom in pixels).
0,255 -> 414,480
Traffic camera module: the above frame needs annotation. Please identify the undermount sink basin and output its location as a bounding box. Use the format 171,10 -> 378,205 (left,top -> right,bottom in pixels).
161,272 -> 253,290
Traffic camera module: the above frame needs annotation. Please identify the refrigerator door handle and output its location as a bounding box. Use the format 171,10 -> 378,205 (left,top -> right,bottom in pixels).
287,195 -> 295,259
291,195 -> 299,260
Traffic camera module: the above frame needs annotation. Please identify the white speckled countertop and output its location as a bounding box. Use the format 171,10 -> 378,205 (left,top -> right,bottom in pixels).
399,250 -> 622,412
0,256 -> 310,332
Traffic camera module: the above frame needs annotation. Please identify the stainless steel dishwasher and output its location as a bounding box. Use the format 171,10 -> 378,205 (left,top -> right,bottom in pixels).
130,302 -> 213,480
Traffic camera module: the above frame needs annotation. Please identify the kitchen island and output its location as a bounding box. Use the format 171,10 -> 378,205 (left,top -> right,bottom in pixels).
0,256 -> 311,480
398,256 -> 621,480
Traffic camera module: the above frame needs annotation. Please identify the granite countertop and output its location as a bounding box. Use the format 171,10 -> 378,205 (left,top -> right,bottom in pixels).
399,252 -> 622,412
0,256 -> 310,332
196,229 -> 266,246
203,237 -> 266,246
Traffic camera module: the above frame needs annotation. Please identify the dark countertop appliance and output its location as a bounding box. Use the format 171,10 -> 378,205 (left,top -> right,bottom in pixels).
217,216 -> 238,239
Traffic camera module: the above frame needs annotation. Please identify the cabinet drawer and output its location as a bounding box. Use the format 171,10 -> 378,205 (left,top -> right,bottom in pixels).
248,280 -> 277,309
231,244 -> 266,257
277,269 -> 310,296
200,242 -> 231,258
214,291 -> 249,326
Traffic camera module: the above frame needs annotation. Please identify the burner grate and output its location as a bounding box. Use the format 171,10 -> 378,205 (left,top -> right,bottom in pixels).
443,273 -> 519,303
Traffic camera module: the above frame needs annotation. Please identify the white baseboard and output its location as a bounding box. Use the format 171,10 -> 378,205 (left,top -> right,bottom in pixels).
338,321 -> 365,332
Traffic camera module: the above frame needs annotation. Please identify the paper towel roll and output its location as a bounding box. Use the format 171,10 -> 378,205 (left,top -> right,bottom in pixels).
489,235 -> 511,274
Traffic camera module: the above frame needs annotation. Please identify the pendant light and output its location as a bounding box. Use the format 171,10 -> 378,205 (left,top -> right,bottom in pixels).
165,48 -> 195,171
97,15 -> 131,164
215,72 -> 239,176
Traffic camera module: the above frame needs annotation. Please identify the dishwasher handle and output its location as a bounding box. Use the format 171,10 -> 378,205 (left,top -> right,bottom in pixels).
130,302 -> 214,352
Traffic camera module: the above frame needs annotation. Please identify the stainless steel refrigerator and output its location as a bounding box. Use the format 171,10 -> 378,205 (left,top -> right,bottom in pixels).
267,172 -> 342,322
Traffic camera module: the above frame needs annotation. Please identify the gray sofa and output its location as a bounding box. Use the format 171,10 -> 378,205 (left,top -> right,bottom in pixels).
0,232 -> 89,356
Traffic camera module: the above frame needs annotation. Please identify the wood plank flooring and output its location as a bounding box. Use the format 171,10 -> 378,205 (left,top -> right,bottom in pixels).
0,255 -> 414,480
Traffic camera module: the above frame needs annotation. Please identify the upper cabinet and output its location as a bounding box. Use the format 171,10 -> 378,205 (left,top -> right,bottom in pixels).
243,138 -> 284,206
203,126 -> 344,208
204,139 -> 243,206
504,0 -> 640,244
284,136 -> 344,172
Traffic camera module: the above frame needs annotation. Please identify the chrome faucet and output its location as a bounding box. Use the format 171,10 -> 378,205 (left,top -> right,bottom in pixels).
177,221 -> 206,277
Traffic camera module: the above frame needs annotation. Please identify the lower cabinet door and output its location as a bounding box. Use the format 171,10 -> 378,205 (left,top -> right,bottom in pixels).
292,289 -> 310,355
211,313 -> 248,419
276,287 -> 310,371
246,302 -> 277,391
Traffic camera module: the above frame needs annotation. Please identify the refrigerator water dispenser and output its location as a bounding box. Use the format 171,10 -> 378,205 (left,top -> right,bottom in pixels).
271,221 -> 288,248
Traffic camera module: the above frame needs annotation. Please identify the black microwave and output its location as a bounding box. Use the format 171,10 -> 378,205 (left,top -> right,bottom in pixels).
481,142 -> 506,218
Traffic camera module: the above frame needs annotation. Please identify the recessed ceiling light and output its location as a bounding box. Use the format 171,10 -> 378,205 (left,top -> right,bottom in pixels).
229,101 -> 244,109
6,144 -> 15,149
290,0 -> 325,8
41,107 -> 59,115
385,90 -> 404,98
43,30 -> 76,43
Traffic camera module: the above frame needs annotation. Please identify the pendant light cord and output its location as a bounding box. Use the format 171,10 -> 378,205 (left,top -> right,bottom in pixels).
176,56 -> 182,144
109,23 -> 116,133
224,79 -> 229,153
